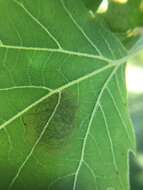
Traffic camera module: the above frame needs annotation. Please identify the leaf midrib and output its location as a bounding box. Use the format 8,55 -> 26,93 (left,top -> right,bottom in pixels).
0,61 -> 123,131
7,60 -> 122,190
0,43 -> 112,62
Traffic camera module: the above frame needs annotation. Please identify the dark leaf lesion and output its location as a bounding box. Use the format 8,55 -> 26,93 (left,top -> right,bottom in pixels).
22,91 -> 78,149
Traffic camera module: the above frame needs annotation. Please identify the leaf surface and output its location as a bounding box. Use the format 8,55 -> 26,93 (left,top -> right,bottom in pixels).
81,0 -> 102,12
0,0 -> 136,190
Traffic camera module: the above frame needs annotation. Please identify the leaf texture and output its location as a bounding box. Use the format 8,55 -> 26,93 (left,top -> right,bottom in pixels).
0,0 -> 136,190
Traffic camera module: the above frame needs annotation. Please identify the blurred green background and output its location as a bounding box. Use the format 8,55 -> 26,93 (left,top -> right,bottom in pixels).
127,51 -> 143,190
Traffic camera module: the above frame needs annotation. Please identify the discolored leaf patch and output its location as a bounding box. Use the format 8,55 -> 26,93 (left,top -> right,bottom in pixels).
22,91 -> 78,149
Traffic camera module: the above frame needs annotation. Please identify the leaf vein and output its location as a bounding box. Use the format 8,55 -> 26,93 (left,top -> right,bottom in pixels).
8,92 -> 61,190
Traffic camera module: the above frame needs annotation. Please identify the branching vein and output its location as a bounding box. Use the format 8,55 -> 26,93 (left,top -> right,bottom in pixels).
8,92 -> 61,190
13,0 -> 62,49
0,85 -> 52,92
0,62 -> 118,131
60,0 -> 103,56
72,63 -> 120,190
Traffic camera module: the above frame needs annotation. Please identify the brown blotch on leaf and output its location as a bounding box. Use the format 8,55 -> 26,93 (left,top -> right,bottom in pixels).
22,91 -> 78,149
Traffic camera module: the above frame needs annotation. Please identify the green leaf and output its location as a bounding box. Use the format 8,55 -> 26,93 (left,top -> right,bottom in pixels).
102,0 -> 143,47
130,36 -> 143,53
105,0 -> 143,32
0,0 -> 136,190
81,0 -> 102,12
